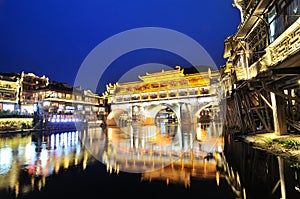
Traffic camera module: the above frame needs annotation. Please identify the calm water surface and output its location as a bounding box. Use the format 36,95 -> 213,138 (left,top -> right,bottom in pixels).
0,123 -> 299,198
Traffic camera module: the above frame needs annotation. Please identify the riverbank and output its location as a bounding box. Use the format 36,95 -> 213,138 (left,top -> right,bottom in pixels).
0,123 -> 87,135
239,132 -> 300,162
0,126 -> 79,135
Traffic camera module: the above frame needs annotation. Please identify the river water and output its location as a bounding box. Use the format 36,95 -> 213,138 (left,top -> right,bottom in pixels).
0,123 -> 299,198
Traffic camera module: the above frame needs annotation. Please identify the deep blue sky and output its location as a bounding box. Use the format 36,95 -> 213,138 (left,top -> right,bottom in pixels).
0,0 -> 240,93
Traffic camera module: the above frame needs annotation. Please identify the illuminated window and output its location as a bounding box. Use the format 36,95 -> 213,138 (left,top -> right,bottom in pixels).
268,0 -> 300,43
76,95 -> 82,101
77,105 -> 83,110
268,6 -> 277,43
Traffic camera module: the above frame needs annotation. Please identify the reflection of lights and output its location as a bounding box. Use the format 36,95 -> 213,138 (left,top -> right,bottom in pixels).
196,126 -> 202,140
0,147 -> 13,174
64,157 -> 70,169
72,132 -> 75,145
68,132 -> 72,146
31,176 -> 35,189
50,117 -> 79,123
216,171 -> 220,186
75,131 -> 79,144
130,134 -> 134,148
50,134 -> 55,149
60,133 -> 63,145
40,149 -> 48,168
56,134 -> 60,147
141,139 -> 145,149
15,182 -> 19,198
25,143 -> 36,162
76,144 -> 81,157
107,128 -> 113,141
63,133 -> 68,147
135,138 -> 139,148
83,151 -> 88,170
54,162 -> 60,174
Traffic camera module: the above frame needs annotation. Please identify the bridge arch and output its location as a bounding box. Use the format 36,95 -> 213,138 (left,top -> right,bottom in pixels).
144,103 -> 180,125
107,108 -> 129,126
193,102 -> 218,124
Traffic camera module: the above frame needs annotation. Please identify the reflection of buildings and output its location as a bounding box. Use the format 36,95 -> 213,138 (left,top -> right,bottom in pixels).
0,131 -> 91,197
141,161 -> 221,188
84,123 -> 224,187
223,132 -> 300,199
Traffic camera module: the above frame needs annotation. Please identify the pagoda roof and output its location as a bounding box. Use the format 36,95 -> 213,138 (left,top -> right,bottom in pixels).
138,71 -> 185,83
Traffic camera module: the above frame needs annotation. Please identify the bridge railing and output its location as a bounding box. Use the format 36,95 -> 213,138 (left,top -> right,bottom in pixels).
114,88 -> 211,103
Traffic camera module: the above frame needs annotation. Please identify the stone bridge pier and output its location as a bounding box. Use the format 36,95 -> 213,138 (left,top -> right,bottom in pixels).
106,95 -> 219,127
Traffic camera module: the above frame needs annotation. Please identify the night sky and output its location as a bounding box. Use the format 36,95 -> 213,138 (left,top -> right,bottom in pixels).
0,0 -> 240,93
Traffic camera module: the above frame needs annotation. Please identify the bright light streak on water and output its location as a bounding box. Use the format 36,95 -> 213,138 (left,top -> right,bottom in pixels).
0,147 -> 12,175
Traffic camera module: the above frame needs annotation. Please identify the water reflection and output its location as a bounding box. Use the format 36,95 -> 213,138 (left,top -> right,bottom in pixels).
0,122 -> 226,198
82,122 -> 224,175
0,131 -> 86,198
223,133 -> 300,199
1,124 -> 299,198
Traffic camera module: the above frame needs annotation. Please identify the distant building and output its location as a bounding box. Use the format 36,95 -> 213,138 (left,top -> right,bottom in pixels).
0,71 -> 107,124
35,81 -> 106,123
0,72 -> 21,112
20,72 -> 49,114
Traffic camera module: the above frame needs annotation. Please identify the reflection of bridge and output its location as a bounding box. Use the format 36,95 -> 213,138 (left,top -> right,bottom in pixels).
81,123 -> 224,186
104,66 -> 223,126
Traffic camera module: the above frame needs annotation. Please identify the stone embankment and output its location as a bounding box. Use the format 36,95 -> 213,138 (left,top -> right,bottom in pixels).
241,133 -> 300,162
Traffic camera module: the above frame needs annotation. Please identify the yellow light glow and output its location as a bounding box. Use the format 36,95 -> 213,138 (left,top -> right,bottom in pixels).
55,162 -> 60,174
64,157 -> 70,169
196,127 -> 202,140
216,171 -> 220,186
108,128 -> 113,141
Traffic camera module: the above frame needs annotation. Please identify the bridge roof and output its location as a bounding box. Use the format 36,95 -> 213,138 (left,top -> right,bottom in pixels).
112,67 -> 214,95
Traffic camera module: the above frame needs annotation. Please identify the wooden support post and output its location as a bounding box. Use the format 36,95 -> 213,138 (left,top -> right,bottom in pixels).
253,108 -> 271,132
258,92 -> 273,110
243,92 -> 257,133
262,90 -> 272,131
266,86 -> 300,103
234,93 -> 246,134
248,91 -> 271,132
287,89 -> 293,122
271,92 -> 288,135
277,156 -> 286,199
